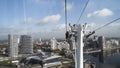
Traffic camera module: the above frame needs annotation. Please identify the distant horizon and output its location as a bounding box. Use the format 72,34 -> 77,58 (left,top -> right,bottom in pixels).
0,34 -> 120,41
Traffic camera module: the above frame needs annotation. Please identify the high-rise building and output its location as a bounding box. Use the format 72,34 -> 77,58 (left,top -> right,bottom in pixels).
19,35 -> 33,54
62,41 -> 70,50
98,36 -> 106,50
8,34 -> 19,57
98,36 -> 106,63
51,37 -> 57,50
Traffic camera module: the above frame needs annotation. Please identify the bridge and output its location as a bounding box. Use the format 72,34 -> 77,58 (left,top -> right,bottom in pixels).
84,49 -> 101,54
83,47 -> 120,54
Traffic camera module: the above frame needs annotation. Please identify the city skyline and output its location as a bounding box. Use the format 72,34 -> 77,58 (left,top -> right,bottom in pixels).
0,0 -> 120,40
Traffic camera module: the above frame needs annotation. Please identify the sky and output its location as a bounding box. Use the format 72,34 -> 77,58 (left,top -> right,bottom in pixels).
0,0 -> 120,40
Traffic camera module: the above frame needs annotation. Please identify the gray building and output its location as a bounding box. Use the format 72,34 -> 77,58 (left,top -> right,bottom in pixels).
8,34 -> 19,57
98,36 -> 106,50
19,35 -> 33,54
98,36 -> 106,63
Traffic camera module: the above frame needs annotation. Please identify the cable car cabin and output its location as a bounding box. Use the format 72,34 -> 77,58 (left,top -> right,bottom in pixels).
43,55 -> 62,67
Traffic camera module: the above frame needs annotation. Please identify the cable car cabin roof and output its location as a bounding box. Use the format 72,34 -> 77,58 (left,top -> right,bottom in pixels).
26,56 -> 43,60
43,55 -> 62,61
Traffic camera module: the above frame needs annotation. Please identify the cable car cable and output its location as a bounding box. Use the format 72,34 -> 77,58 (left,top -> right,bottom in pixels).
76,0 -> 89,24
94,18 -> 120,31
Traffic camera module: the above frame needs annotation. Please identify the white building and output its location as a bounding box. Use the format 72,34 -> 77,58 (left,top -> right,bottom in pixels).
51,37 -> 57,50
62,41 -> 70,50
106,39 -> 119,48
19,35 -> 33,54
110,39 -> 119,46
56,41 -> 70,50
72,40 -> 76,50
8,34 -> 19,57
51,37 -> 70,50
57,42 -> 63,50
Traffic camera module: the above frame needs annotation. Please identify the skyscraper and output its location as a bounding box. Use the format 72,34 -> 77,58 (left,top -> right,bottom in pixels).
19,35 -> 33,54
8,34 -> 19,57
98,36 -> 106,63
51,37 -> 57,50
98,36 -> 106,50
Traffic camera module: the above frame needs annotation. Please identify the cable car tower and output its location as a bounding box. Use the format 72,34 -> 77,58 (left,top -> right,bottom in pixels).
75,24 -> 84,68
66,23 -> 95,68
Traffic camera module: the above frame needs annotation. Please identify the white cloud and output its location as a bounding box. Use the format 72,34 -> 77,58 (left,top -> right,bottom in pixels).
24,14 -> 61,25
24,17 -> 36,23
42,14 -> 61,23
0,26 -> 25,36
66,3 -> 73,11
63,2 -> 73,11
57,24 -> 66,30
87,8 -> 114,18
52,24 -> 66,31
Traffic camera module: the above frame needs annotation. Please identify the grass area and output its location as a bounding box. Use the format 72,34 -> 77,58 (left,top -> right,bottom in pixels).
60,57 -> 74,63
0,60 -> 16,67
0,45 -> 8,48
60,58 -> 75,68
47,63 -> 75,68
0,44 -> 8,48
62,63 -> 75,68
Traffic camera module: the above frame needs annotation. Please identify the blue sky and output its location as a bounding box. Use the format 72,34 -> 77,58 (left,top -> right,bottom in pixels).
0,0 -> 120,39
